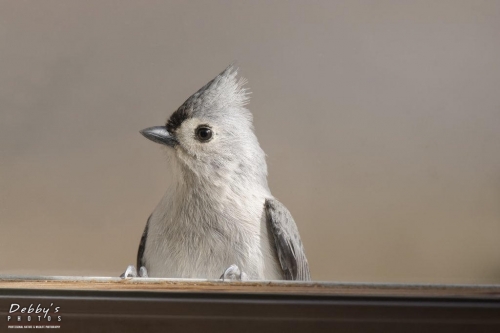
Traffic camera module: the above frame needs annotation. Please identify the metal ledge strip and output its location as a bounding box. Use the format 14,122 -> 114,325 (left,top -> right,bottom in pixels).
0,275 -> 499,298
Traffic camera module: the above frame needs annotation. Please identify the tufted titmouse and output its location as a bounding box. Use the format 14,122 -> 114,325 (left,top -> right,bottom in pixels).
122,66 -> 310,281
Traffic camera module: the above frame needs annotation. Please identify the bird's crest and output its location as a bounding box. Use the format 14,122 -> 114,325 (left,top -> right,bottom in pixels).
167,65 -> 250,132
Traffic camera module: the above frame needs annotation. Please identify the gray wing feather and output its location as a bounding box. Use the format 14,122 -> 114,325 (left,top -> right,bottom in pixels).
265,198 -> 311,281
136,214 -> 151,269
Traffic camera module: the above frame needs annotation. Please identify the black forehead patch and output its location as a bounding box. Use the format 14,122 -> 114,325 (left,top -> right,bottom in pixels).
166,105 -> 192,132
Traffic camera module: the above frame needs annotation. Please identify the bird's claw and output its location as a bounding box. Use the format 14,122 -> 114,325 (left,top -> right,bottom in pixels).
120,265 -> 148,278
220,264 -> 248,281
138,266 -> 148,277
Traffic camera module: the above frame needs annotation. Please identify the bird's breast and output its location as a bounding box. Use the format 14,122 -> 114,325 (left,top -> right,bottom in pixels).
143,190 -> 281,280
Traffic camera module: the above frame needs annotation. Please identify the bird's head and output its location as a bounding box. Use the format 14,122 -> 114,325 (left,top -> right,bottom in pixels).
141,66 -> 268,187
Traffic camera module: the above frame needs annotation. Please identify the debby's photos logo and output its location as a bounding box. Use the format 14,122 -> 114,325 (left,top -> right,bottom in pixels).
6,303 -> 61,330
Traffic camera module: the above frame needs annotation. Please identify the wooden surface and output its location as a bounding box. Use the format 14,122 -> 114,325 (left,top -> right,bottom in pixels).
1,275 -> 500,298
1,276 -> 500,332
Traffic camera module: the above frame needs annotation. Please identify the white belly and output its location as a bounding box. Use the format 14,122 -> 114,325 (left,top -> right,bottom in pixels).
143,209 -> 283,280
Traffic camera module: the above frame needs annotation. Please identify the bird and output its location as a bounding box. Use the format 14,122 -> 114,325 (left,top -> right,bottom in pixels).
122,66 -> 310,281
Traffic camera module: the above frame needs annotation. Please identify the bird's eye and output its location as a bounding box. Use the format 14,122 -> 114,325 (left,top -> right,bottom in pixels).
195,126 -> 213,142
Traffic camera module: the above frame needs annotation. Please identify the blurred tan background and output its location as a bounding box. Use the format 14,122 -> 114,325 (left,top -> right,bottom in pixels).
1,0 -> 499,284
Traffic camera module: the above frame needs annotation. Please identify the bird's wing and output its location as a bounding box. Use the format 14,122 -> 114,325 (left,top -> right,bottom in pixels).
265,198 -> 311,281
136,214 -> 151,269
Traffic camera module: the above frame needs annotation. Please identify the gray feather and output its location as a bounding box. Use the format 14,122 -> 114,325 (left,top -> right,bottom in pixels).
136,215 -> 151,269
265,198 -> 311,281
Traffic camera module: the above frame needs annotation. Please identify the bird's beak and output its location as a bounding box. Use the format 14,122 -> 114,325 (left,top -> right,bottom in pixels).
140,126 -> 178,147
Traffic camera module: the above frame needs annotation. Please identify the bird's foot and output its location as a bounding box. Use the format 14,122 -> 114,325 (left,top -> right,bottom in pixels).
220,264 -> 248,281
120,265 -> 148,278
